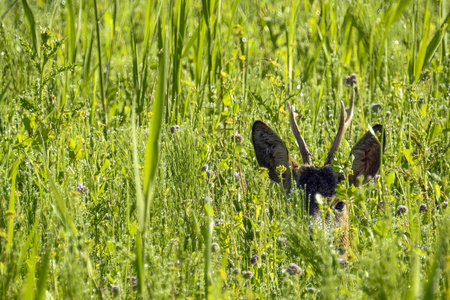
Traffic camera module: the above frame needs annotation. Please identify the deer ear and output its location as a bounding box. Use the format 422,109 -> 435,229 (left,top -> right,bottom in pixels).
252,121 -> 298,191
349,124 -> 385,186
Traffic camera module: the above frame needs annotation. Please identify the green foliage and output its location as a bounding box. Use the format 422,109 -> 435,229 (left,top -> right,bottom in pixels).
0,0 -> 449,299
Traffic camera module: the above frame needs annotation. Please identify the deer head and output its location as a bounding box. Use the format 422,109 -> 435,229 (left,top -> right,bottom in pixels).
251,75 -> 385,257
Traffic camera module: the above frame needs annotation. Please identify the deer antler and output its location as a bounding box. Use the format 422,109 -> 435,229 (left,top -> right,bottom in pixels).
324,74 -> 357,166
288,102 -> 312,165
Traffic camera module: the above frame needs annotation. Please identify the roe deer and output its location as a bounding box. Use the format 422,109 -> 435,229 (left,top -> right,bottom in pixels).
251,75 -> 385,257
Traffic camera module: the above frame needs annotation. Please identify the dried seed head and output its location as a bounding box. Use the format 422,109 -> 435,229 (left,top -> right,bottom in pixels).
201,164 -> 208,171
211,242 -> 220,252
231,134 -> 244,143
397,205 -> 408,216
419,204 -> 427,212
170,125 -> 180,133
277,237 -> 287,248
286,263 -> 303,276
250,255 -> 260,265
127,277 -> 138,289
242,271 -> 254,279
232,267 -> 241,275
261,252 -> 267,260
346,74 -> 357,85
127,276 -> 137,284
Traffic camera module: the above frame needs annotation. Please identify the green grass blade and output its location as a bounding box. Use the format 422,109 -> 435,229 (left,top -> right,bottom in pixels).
0,80 -> 10,103
414,0 -> 430,83
142,11 -> 168,228
171,0 -> 189,123
20,0 -> 39,58
203,201 -> 213,297
6,157 -> 20,253
85,255 -> 104,298
140,2 -> 161,117
83,35 -> 94,81
1,0 -> 18,21
21,233 -> 38,300
66,0 -> 76,63
182,21 -> 200,58
201,0 -> 210,28
35,247 -> 51,300
90,72 -> 97,126
143,0 -> 155,52
93,0 -> 108,134
131,99 -> 145,229
382,0 -> 412,29
16,216 -> 38,284
48,176 -> 77,235
131,31 -> 140,101
423,217 -> 450,299
134,232 -> 145,297
303,19 -> 324,82
422,12 -> 450,72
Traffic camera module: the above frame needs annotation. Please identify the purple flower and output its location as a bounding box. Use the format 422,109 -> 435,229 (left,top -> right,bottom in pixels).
76,183 -> 88,193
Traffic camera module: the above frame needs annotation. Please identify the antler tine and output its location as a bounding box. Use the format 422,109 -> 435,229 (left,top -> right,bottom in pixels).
288,102 -> 313,165
324,74 -> 356,165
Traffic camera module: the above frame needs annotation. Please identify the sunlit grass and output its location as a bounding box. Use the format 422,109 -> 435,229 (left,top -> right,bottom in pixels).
0,0 -> 449,298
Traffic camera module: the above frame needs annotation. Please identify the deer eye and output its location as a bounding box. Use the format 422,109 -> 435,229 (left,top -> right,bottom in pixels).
335,201 -> 346,212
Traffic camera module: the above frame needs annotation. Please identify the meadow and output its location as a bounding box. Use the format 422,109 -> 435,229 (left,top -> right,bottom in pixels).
0,0 -> 449,298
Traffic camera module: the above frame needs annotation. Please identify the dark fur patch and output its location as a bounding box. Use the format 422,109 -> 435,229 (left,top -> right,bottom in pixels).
252,121 -> 293,190
295,166 -> 344,214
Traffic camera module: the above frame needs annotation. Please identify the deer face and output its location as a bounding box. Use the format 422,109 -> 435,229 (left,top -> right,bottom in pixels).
251,75 -> 385,256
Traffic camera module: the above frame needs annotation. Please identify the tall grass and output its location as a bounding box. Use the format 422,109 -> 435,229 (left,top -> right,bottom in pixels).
0,0 -> 449,298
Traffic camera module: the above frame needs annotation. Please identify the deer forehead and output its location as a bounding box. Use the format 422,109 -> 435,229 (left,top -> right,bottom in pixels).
294,165 -> 344,199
